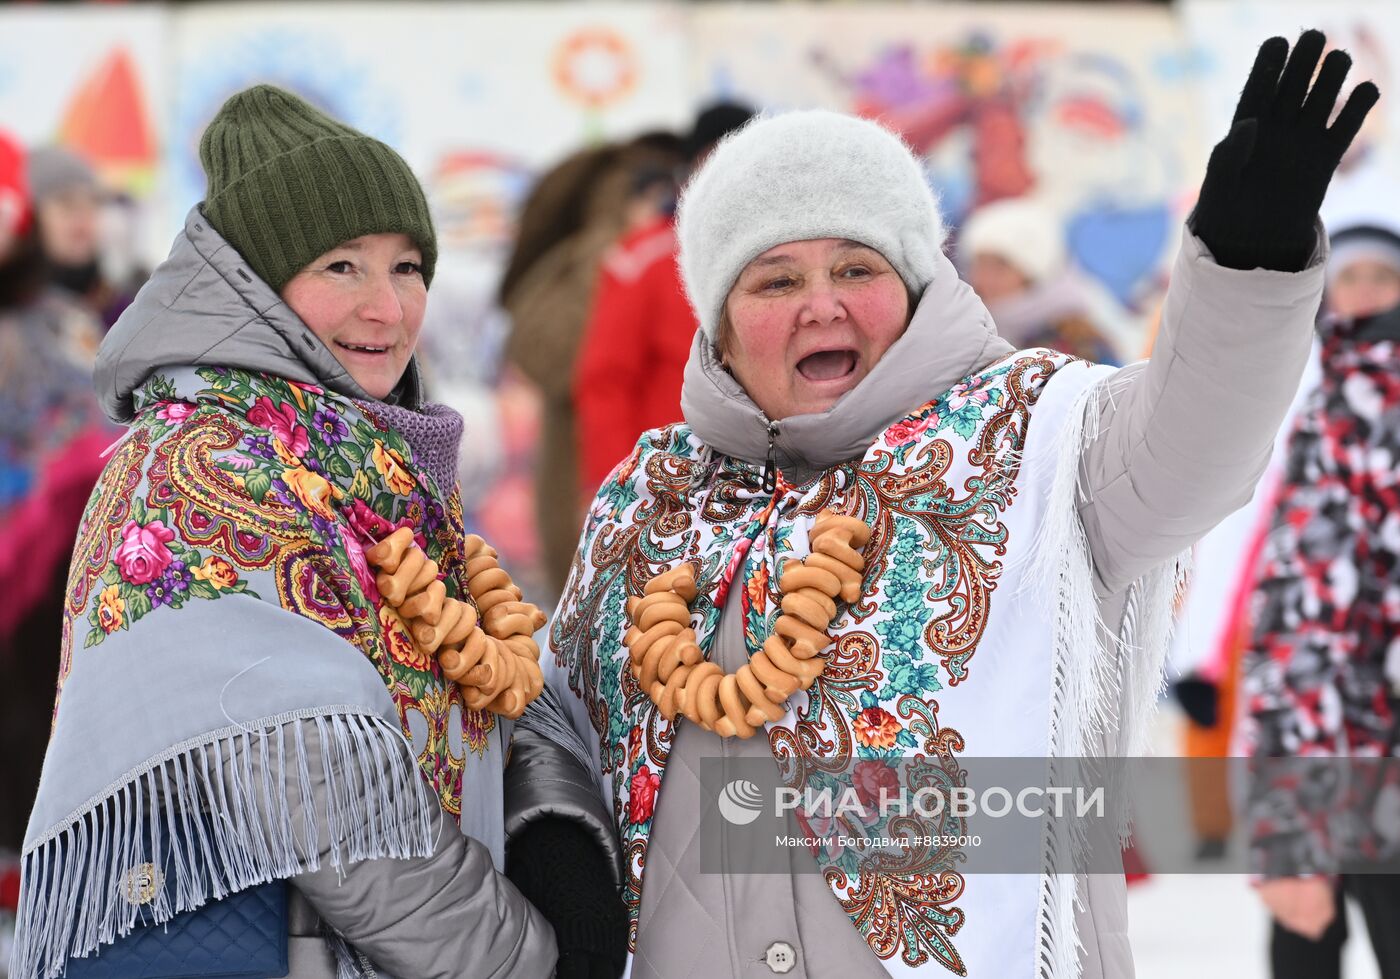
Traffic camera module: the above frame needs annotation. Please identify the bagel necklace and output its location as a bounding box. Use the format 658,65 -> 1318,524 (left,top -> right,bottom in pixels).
623,510 -> 870,738
364,527 -> 546,719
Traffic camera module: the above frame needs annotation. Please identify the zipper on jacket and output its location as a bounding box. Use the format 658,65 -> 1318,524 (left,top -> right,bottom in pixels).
761,419 -> 780,494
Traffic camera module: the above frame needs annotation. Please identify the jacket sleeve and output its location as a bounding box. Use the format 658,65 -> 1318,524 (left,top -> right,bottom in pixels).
503,674 -> 630,976
573,264 -> 654,496
505,683 -> 623,887
240,717 -> 559,979
1076,224 -> 1327,594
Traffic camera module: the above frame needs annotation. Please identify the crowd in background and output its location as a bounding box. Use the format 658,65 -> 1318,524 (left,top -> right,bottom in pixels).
2,38 -> 1399,978
0,135 -> 135,841
0,134 -> 139,968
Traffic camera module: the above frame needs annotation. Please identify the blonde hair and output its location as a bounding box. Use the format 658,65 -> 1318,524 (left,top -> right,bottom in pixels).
715,306 -> 735,361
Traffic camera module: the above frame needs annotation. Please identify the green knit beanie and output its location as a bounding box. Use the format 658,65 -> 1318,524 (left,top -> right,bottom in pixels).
199,84 -> 437,291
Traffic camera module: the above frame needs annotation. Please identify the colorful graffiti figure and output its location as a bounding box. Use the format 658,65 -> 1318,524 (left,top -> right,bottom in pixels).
818,33 -> 1173,308
816,34 -> 1046,218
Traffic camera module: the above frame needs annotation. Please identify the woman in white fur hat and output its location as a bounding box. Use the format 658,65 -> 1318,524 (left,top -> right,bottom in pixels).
959,196 -> 1130,365
503,31 -> 1377,979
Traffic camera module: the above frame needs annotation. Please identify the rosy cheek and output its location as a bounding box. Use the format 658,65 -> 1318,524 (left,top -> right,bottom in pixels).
283,280 -> 354,342
404,296 -> 429,340
848,286 -> 909,351
308,304 -> 352,342
731,302 -> 793,369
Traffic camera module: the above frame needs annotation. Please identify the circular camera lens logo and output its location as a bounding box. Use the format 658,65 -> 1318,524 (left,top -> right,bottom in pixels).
718,778 -> 765,825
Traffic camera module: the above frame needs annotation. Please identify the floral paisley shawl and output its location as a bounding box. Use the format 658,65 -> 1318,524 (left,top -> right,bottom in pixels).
550,348 -> 1074,973
60,365 -> 497,807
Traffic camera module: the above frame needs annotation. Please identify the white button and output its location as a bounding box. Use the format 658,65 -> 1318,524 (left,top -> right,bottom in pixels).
764,941 -> 796,974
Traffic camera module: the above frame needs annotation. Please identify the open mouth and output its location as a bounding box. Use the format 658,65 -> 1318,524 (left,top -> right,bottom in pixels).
336,341 -> 390,355
796,349 -> 858,383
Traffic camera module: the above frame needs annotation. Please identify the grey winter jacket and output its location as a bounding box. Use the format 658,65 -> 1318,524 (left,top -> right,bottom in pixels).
94,206 -> 558,979
241,721 -> 556,979
507,223 -> 1327,979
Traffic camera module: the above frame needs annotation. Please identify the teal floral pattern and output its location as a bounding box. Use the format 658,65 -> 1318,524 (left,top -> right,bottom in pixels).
551,349 -> 1075,969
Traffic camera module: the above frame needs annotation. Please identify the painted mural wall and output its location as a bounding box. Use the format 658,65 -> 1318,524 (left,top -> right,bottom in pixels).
693,3 -> 1211,317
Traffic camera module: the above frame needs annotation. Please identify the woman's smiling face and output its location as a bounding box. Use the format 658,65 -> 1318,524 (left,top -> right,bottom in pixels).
719,238 -> 910,421
280,233 -> 427,400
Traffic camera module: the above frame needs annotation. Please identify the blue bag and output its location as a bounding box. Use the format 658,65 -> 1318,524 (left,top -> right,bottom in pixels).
62,879 -> 288,979
59,805 -> 289,979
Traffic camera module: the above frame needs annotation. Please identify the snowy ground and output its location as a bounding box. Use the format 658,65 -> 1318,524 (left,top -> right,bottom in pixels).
1129,872 -> 1381,979
1128,707 -> 1383,979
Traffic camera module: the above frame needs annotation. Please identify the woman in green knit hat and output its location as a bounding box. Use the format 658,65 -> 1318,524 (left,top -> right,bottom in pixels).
14,85 -> 624,979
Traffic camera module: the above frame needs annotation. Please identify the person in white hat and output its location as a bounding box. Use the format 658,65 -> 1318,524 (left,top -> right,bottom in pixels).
959,196 -> 1127,364
507,30 -> 1378,979
1323,222 -> 1400,320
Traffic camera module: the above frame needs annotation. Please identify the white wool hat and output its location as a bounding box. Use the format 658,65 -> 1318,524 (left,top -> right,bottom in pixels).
959,197 -> 1066,286
676,110 -> 945,344
1327,223 -> 1400,287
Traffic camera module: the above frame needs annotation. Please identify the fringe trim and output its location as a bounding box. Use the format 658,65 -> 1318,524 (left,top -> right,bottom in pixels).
13,708 -> 435,979
1117,558 -> 1191,760
514,682 -> 603,795
326,927 -> 376,979
1017,370 -> 1190,979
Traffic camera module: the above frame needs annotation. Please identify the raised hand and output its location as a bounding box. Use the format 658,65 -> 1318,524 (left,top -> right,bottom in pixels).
1190,30 -> 1381,272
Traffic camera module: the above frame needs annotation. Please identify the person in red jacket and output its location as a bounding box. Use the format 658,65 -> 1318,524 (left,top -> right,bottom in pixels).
573,102 -> 752,501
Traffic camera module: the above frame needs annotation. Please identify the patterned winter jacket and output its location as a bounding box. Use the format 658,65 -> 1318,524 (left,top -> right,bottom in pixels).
1245,307 -> 1400,877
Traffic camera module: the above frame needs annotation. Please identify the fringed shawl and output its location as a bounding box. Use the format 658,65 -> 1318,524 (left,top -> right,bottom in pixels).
15,367 -> 503,978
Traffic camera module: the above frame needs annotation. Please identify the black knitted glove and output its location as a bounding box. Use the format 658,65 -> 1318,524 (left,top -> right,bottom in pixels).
506,817 -> 629,979
1189,30 -> 1380,272
1173,674 -> 1219,729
